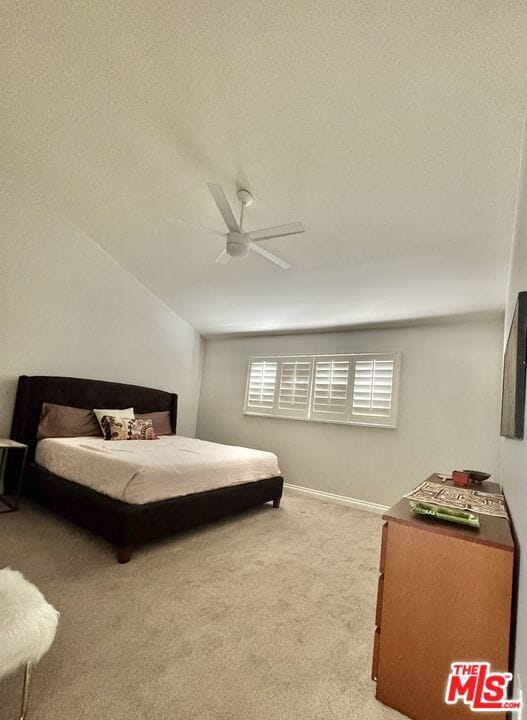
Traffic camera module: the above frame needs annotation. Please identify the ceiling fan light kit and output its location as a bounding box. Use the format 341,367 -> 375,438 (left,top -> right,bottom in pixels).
201,183 -> 305,269
226,232 -> 250,258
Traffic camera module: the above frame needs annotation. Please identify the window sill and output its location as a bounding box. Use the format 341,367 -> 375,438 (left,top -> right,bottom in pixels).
243,411 -> 397,430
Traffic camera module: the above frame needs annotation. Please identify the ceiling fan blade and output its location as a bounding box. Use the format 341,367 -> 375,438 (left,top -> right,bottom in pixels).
167,217 -> 225,238
215,249 -> 231,264
249,241 -> 290,269
207,183 -> 240,233
247,221 -> 305,242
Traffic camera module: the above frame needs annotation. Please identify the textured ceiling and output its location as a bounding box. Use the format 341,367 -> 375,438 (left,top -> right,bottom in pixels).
2,1 -> 527,335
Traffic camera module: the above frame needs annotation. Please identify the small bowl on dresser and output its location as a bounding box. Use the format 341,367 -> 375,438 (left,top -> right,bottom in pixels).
452,470 -> 470,487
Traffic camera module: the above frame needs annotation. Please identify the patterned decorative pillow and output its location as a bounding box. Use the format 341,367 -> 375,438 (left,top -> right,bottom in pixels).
100,415 -> 158,441
93,407 -> 134,434
135,411 -> 173,436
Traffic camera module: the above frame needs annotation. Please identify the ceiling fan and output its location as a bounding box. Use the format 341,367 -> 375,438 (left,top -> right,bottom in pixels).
176,183 -> 305,269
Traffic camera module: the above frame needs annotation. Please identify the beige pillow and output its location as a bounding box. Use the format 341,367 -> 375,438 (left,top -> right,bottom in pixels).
135,411 -> 173,436
37,403 -> 101,440
93,407 -> 134,433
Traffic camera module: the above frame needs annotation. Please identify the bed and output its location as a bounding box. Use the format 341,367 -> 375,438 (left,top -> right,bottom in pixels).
10,375 -> 283,563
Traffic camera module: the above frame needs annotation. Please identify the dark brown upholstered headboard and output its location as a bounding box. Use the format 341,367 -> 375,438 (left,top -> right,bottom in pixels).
10,375 -> 178,461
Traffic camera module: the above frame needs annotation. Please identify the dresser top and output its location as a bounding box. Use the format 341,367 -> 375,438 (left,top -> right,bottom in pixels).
383,474 -> 514,551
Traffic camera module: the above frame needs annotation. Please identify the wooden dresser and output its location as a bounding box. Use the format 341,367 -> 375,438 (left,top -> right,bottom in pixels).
372,474 -> 514,720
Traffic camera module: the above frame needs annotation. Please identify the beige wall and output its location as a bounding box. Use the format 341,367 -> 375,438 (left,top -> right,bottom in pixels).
0,188 -> 204,437
197,319 -> 503,508
501,113 -> 527,711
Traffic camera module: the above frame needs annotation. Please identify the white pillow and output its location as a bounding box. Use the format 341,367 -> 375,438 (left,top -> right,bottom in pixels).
93,407 -> 135,433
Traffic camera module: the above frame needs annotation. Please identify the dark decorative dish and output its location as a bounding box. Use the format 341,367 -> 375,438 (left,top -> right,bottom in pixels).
463,470 -> 491,484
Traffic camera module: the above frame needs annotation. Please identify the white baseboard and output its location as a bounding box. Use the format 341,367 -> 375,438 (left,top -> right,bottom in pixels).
284,482 -> 389,515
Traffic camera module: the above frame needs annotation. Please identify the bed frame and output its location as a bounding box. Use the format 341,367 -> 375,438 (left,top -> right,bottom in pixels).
9,375 -> 283,563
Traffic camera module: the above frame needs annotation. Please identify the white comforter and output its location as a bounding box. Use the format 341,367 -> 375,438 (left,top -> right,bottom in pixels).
35,436 -> 280,505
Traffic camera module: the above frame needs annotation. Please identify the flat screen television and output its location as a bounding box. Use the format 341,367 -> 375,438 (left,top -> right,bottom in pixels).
501,291 -> 527,439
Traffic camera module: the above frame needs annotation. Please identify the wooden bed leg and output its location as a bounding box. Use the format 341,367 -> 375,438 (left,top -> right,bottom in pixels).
117,546 -> 132,564
272,498 -> 281,508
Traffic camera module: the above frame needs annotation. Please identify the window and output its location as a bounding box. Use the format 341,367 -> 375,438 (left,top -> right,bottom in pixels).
311,357 -> 351,421
352,358 -> 395,417
246,359 -> 278,412
277,358 -> 312,418
244,352 -> 400,428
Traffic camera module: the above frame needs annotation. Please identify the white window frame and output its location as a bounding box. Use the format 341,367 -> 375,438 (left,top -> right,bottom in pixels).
244,352 -> 401,429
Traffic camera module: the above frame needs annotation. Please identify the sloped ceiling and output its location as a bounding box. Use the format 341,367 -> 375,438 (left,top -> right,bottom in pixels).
2,1 -> 527,335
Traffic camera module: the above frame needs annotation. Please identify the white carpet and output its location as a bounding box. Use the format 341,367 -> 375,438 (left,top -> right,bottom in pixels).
0,490 -> 406,719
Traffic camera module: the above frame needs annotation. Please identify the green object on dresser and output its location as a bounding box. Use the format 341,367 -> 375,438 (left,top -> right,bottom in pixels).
409,500 -> 480,528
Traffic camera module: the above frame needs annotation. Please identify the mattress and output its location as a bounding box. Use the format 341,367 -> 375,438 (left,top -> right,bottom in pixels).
35,436 -> 281,505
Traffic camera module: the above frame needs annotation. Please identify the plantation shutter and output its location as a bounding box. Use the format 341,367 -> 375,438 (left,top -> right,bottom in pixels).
244,352 -> 400,427
310,357 -> 351,421
351,355 -> 398,423
245,358 -> 278,414
277,357 -> 312,418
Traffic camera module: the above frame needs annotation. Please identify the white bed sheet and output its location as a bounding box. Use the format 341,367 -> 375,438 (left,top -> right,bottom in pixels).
35,436 -> 281,505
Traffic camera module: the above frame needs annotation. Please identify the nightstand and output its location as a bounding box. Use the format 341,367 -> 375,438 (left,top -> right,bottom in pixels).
0,439 -> 28,513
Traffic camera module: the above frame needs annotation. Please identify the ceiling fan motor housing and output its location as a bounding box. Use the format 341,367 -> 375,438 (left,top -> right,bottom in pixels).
226,232 -> 250,258
237,189 -> 253,206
